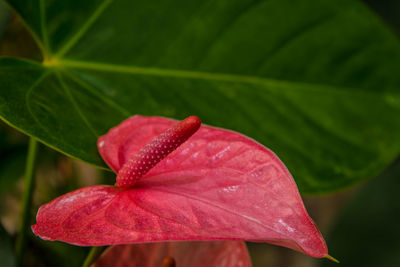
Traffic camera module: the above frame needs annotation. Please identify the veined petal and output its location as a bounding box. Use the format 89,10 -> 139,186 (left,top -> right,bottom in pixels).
33,115 -> 328,258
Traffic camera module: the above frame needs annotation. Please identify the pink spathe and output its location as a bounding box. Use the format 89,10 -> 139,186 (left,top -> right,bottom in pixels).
32,115 -> 328,258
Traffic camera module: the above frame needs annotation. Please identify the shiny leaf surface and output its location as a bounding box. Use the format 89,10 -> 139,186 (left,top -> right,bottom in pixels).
1,0 -> 400,193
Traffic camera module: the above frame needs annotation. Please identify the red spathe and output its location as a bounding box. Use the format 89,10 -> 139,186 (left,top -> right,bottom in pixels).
32,115 -> 328,258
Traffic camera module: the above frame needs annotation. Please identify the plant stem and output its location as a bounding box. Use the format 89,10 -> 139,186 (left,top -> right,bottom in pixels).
15,138 -> 38,267
82,246 -> 105,267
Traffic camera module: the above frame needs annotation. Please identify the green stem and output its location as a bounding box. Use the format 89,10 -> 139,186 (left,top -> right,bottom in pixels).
15,138 -> 38,267
82,246 -> 105,267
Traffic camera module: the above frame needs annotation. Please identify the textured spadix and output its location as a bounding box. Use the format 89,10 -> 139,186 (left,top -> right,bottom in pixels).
116,116 -> 201,187
32,115 -> 328,258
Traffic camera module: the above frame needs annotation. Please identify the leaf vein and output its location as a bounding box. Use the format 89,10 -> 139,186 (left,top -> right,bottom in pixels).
56,72 -> 99,137
25,71 -> 53,136
55,0 -> 114,58
59,59 -> 383,96
65,71 -> 131,117
195,0 -> 263,67
39,0 -> 50,55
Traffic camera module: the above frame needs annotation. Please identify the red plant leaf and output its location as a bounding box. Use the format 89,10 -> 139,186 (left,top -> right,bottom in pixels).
32,115 -> 328,258
92,241 -> 251,267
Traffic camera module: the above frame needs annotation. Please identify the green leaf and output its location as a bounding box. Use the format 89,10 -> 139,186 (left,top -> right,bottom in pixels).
1,0 -> 400,194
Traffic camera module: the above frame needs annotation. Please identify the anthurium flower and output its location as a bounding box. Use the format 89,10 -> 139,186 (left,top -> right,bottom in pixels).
32,115 -> 334,260
93,241 -> 251,267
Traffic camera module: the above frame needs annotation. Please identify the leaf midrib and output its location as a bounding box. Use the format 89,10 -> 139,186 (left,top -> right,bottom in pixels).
5,0 -> 394,97
5,55 -> 393,97
56,58 -> 386,96
6,0 -> 398,97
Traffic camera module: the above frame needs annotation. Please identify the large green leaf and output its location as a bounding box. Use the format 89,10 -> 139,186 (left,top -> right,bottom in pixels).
0,0 -> 399,194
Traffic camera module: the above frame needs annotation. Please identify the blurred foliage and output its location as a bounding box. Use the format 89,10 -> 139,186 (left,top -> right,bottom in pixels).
363,0 -> 400,34
27,238 -> 89,267
0,122 -> 28,196
320,161 -> 400,267
0,119 -> 92,267
0,222 -> 15,267
0,4 -> 41,61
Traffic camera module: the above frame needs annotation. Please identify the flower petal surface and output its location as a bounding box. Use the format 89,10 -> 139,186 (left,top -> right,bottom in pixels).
33,115 -> 328,258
